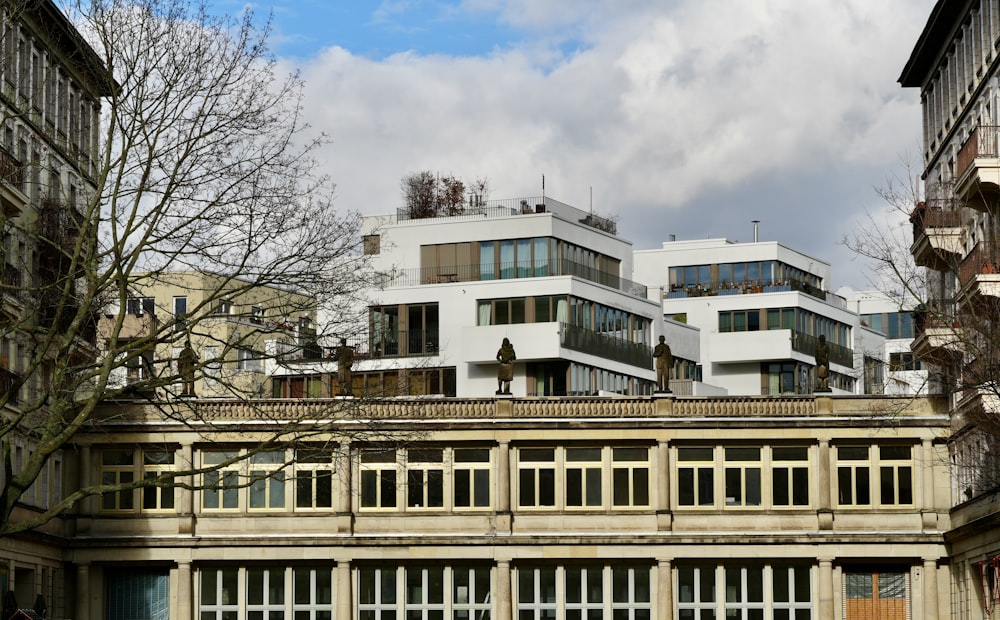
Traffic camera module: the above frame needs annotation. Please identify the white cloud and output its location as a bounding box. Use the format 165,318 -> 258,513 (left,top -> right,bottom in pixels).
290,0 -> 937,288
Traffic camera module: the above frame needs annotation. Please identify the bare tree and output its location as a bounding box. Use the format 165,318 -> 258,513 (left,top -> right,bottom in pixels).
400,171 -> 467,218
845,162 -> 1000,434
0,0 -> 387,537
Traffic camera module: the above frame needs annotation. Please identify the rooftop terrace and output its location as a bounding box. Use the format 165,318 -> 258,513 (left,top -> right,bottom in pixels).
396,196 -> 618,236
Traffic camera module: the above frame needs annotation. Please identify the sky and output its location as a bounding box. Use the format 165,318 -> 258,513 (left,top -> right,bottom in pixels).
220,0 -> 937,291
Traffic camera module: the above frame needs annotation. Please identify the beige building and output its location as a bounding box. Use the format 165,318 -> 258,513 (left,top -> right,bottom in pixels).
55,394 -> 950,620
101,271 -> 319,398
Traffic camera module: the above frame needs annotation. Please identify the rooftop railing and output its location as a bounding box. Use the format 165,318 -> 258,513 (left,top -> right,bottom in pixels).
381,258 -> 648,298
396,196 -> 618,235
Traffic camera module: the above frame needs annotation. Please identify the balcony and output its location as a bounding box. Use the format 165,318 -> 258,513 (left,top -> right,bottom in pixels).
957,242 -> 1000,312
0,366 -> 20,406
560,323 -> 653,368
665,278 -> 825,301
956,125 -> 1000,208
711,329 -> 852,368
0,146 -> 26,217
460,322 -> 653,370
911,307 -> 964,367
338,328 -> 441,361
909,200 -> 964,272
382,259 -> 648,299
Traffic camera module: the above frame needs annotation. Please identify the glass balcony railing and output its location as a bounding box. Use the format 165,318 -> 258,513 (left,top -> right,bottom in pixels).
381,259 -> 647,298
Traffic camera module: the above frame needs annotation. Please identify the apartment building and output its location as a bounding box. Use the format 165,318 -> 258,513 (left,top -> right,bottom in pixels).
272,196 -> 704,399
900,1 -> 1000,618
841,289 -> 929,396
67,394 -> 949,620
633,238 -> 881,396
0,0 -> 111,613
102,271 -> 319,398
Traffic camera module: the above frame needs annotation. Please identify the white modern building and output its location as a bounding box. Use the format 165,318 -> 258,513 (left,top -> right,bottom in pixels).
272,196 -> 707,398
634,237 -> 885,396
840,288 -> 929,395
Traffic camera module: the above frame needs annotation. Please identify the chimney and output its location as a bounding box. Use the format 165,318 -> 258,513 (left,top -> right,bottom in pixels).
751,220 -> 760,243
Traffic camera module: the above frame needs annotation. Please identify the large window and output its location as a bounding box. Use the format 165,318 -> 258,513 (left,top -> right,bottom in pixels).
142,450 -> 176,511
678,564 -> 812,620
249,451 -> 286,510
516,446 -> 651,511
203,450 -> 241,511
359,446 -> 493,512
836,445 -> 914,508
359,449 -> 398,510
677,447 -> 715,507
200,568 -> 239,620
677,446 -> 812,510
370,303 -> 439,357
294,448 -> 335,510
100,449 -> 135,512
453,448 -> 491,509
724,448 -> 762,507
201,448 -> 334,512
199,566 -> 334,620
517,564 -> 651,620
358,565 -> 491,620
101,447 -> 176,513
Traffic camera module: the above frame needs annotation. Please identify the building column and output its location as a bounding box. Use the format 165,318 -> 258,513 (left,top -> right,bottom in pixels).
818,558 -> 834,620
923,558 -> 939,620
178,442 -> 195,534
497,441 -> 510,513
336,561 -> 351,620
921,439 -> 938,529
79,446 -> 94,516
817,440 -> 832,529
657,441 -> 670,511
657,559 -> 673,620
336,443 -> 352,514
176,562 -> 192,620
75,563 -> 90,620
178,443 -> 194,513
496,560 -> 512,620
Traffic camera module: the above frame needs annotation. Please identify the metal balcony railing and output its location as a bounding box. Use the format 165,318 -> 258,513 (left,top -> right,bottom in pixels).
0,366 -> 20,405
910,200 -> 963,241
0,146 -> 23,190
559,322 -> 653,369
383,259 -> 647,298
791,331 -> 853,368
959,242 -> 1000,288
333,329 -> 441,361
958,124 -> 1000,179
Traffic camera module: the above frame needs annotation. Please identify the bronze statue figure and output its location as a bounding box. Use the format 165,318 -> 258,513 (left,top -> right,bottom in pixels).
178,339 -> 197,397
336,337 -> 354,396
653,335 -> 672,393
815,334 -> 831,392
496,337 -> 516,394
